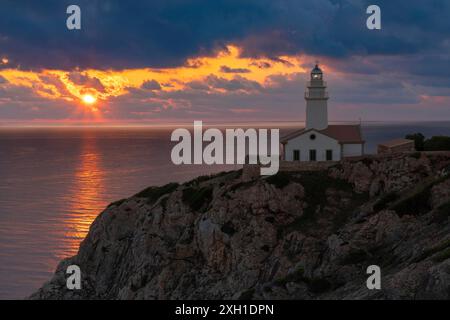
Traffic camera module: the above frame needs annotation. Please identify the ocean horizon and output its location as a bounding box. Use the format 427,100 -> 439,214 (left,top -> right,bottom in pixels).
1,121 -> 450,299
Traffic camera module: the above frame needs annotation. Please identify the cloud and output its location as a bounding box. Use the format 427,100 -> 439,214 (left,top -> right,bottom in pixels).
206,75 -> 263,92
67,72 -> 106,93
141,80 -> 162,91
220,66 -> 250,73
1,0 -> 450,71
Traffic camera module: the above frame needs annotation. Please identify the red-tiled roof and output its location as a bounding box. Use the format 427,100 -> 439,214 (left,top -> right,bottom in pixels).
281,125 -> 364,144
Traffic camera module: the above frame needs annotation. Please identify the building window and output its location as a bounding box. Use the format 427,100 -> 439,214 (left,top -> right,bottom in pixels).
326,150 -> 333,161
293,150 -> 300,161
309,149 -> 316,161
310,134 -> 316,140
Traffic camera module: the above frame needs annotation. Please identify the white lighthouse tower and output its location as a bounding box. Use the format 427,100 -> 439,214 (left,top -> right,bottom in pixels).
305,64 -> 328,130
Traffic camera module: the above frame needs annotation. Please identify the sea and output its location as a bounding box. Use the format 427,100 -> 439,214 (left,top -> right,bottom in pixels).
0,122 -> 449,299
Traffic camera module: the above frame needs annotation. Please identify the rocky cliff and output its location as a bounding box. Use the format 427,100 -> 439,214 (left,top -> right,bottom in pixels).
31,152 -> 450,300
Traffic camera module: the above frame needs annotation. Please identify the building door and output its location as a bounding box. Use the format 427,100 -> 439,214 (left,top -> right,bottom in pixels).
309,149 -> 316,161
326,150 -> 333,161
293,150 -> 300,161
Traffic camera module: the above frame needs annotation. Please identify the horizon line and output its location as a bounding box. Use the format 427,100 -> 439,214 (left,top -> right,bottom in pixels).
1,119 -> 450,129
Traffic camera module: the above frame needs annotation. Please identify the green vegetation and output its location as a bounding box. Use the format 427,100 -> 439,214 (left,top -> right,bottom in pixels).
389,176 -> 449,216
432,248 -> 450,263
281,171 -> 361,234
107,198 -> 127,208
373,191 -> 399,212
432,201 -> 450,224
184,170 -> 241,187
182,186 -> 213,211
134,183 -> 179,204
220,221 -> 237,236
237,288 -> 255,300
340,249 -> 368,265
308,278 -> 331,294
424,136 -> 450,151
273,266 -> 305,287
413,239 -> 450,263
409,151 -> 421,159
406,132 -> 450,151
266,172 -> 291,189
406,133 -> 425,151
273,266 -> 331,294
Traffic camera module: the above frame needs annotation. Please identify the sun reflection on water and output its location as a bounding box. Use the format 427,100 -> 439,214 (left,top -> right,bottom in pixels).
61,134 -> 106,258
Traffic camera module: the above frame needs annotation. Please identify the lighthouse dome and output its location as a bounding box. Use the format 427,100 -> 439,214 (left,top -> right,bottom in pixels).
311,64 -> 323,80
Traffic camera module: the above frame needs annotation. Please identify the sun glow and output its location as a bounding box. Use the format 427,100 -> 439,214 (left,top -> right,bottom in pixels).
82,94 -> 97,105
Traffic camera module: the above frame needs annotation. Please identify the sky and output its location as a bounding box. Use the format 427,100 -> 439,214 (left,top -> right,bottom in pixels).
1,0 -> 450,125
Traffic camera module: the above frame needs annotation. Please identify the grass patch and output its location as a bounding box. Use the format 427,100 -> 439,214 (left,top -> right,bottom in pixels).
182,186 -> 213,211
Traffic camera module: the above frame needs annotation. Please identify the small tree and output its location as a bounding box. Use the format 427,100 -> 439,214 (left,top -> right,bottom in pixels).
405,133 -> 425,151
424,136 -> 450,151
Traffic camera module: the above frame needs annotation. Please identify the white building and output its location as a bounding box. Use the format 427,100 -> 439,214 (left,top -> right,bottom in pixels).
281,64 -> 364,162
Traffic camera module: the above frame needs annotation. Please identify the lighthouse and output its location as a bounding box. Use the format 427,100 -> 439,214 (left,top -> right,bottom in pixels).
281,63 -> 365,161
305,64 -> 329,130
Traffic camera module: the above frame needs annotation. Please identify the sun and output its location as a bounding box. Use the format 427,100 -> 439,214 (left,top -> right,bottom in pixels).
82,94 -> 97,105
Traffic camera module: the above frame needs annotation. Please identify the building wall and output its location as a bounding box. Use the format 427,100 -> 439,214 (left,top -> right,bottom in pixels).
342,143 -> 364,157
284,130 -> 341,161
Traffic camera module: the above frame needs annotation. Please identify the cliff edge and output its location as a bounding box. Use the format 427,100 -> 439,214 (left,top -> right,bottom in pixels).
31,152 -> 450,299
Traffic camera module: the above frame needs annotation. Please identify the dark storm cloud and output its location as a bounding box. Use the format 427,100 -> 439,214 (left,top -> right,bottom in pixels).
1,0 -> 450,70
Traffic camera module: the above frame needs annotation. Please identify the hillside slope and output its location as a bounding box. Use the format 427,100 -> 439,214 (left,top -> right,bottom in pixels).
31,152 -> 450,300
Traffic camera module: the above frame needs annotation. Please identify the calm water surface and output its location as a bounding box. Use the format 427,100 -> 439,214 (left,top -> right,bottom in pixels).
0,123 -> 449,299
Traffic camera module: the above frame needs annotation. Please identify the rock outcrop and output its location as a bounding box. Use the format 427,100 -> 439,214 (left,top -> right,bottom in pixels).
31,152 -> 450,300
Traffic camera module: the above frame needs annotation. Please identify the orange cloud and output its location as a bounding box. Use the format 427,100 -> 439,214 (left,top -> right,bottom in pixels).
0,45 -> 310,121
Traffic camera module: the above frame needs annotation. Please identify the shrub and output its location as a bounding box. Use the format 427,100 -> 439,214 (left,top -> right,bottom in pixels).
413,239 -> 450,263
432,201 -> 450,224
405,133 -> 425,151
266,172 -> 291,189
182,186 -> 213,211
134,183 -> 179,204
373,191 -> 399,212
221,221 -> 237,236
273,266 -> 305,287
341,249 -> 368,265
424,136 -> 450,151
308,278 -> 331,294
108,198 -> 127,208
